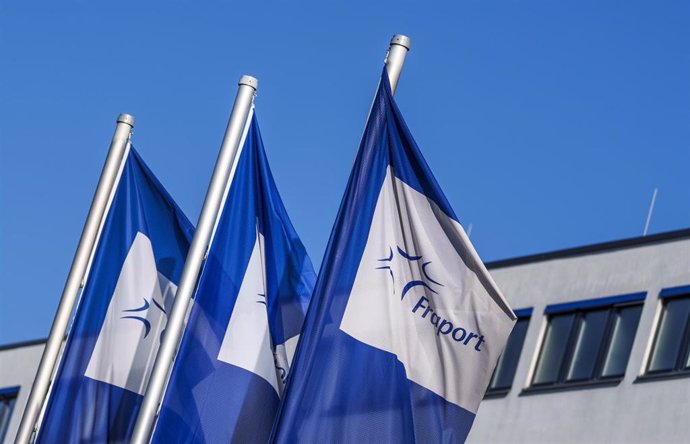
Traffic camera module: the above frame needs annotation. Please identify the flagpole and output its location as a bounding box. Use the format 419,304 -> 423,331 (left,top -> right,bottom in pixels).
385,34 -> 411,94
131,75 -> 258,444
357,35 -> 411,139
15,114 -> 135,444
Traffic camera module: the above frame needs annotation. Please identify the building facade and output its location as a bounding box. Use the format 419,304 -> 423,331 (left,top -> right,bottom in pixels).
0,340 -> 44,444
1,229 -> 688,443
469,229 -> 690,444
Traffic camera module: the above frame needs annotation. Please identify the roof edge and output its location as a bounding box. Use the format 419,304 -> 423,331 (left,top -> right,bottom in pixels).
486,228 -> 690,270
0,337 -> 47,352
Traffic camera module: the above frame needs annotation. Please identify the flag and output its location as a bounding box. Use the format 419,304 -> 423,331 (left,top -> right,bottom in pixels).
151,112 -> 316,444
271,70 -> 516,443
37,148 -> 194,443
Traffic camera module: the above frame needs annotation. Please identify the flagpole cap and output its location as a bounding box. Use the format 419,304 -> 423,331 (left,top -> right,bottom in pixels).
238,75 -> 258,91
117,113 -> 135,127
390,35 -> 411,51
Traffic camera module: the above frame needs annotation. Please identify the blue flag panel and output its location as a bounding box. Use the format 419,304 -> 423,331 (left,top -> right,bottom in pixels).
37,148 -> 193,443
151,113 -> 315,444
271,71 -> 516,444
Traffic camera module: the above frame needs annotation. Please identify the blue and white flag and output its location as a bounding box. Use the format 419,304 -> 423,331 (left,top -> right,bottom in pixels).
151,112 -> 315,444
272,70 -> 516,443
37,148 -> 194,443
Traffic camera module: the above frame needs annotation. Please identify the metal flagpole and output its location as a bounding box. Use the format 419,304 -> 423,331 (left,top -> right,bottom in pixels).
357,35 -> 411,139
130,75 -> 258,444
15,114 -> 135,444
385,34 -> 411,94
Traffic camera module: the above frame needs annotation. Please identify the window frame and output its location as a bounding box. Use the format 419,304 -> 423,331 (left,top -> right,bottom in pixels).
524,292 -> 646,394
638,285 -> 690,382
0,385 -> 20,442
485,308 -> 532,398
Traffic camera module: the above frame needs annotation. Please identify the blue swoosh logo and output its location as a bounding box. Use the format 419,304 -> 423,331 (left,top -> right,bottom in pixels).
122,298 -> 149,313
120,315 -> 151,337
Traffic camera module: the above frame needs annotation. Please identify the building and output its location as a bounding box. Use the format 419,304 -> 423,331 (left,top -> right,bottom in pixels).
1,229 -> 688,443
469,228 -> 690,444
0,339 -> 45,444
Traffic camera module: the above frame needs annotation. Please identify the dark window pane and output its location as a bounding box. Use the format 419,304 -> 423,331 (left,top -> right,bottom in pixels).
490,317 -> 530,390
0,404 -> 7,441
533,313 -> 575,385
0,397 -> 17,441
601,305 -> 643,378
566,309 -> 609,381
649,297 -> 690,372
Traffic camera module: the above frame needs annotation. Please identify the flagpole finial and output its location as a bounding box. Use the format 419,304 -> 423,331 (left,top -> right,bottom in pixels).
386,35 -> 411,94
117,113 -> 135,128
239,75 -> 259,91
390,34 -> 411,50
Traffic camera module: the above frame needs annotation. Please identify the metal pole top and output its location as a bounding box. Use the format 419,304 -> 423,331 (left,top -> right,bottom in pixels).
390,34 -> 411,51
117,113 -> 135,127
238,75 -> 259,91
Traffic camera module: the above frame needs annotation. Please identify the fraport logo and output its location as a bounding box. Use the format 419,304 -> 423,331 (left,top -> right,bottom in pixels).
121,296 -> 169,343
377,245 -> 486,352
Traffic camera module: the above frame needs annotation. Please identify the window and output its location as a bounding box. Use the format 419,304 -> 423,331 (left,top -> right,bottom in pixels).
530,293 -> 645,390
646,285 -> 690,376
0,386 -> 19,441
486,309 -> 532,395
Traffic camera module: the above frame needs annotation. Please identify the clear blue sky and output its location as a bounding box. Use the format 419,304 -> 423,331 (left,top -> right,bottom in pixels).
1,1 -> 688,344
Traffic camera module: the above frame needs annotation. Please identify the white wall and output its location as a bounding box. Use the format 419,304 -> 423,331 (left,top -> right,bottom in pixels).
468,238 -> 690,444
0,342 -> 43,444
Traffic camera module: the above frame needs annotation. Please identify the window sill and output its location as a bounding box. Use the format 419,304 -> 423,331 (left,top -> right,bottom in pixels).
519,378 -> 623,396
634,371 -> 690,384
483,388 -> 510,399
